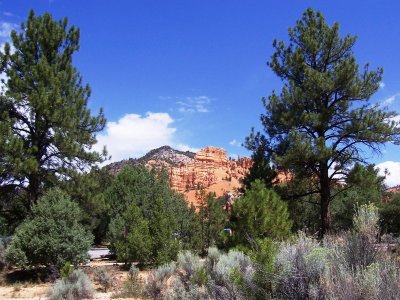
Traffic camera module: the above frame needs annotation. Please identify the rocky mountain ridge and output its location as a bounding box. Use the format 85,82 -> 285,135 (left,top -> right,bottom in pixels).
106,145 -> 252,205
106,145 -> 195,175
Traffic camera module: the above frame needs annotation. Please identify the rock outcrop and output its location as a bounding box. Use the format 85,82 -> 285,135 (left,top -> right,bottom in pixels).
383,185 -> 400,202
106,145 -> 252,206
150,146 -> 252,205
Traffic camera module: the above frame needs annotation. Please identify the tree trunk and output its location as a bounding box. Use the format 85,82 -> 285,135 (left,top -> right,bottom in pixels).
28,174 -> 40,209
319,163 -> 332,238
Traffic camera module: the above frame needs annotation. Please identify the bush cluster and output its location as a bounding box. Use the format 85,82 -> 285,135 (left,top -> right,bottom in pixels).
269,203 -> 400,299
111,265 -> 145,298
145,247 -> 258,300
93,267 -> 114,292
142,204 -> 400,300
5,188 -> 92,269
47,269 -> 93,300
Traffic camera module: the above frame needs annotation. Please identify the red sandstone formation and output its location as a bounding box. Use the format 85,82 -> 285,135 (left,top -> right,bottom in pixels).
382,185 -> 400,203
385,186 -> 400,194
144,146 -> 252,206
107,145 -> 293,207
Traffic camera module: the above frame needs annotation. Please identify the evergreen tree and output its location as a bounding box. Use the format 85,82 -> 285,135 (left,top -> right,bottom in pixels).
5,188 -> 92,268
197,192 -> 228,254
61,167 -> 112,244
0,11 -> 106,211
379,193 -> 400,237
175,202 -> 201,252
147,195 -> 179,265
105,165 -> 153,219
247,9 -> 400,236
231,180 -> 292,249
242,134 -> 276,191
333,163 -> 385,230
108,202 -> 151,265
106,165 -> 194,265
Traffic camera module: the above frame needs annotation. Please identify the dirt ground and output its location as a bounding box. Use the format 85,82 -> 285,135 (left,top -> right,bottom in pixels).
0,260 -> 146,300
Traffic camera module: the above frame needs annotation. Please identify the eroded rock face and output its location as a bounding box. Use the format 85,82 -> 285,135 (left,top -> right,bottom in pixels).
106,145 -> 252,206
145,146 -> 252,205
383,185 -> 400,202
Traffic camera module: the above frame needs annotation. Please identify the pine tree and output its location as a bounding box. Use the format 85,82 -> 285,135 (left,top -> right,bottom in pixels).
242,134 -> 276,191
106,166 -> 193,265
247,8 -> 400,236
5,188 -> 93,268
108,202 -> 151,265
332,163 -> 385,230
147,195 -> 179,265
197,192 -> 227,254
231,180 -> 292,248
0,11 -> 106,210
61,167 -> 112,244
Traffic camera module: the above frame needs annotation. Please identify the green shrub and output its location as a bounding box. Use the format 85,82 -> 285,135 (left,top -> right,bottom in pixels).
6,188 -> 93,268
206,247 -> 221,271
145,262 -> 176,299
112,265 -> 144,299
274,232 -> 325,299
321,260 -> 400,299
231,180 -> 292,249
0,241 -> 6,271
177,251 -> 204,283
353,203 -> 379,241
379,197 -> 400,236
107,166 -> 184,266
4,242 -> 28,267
60,262 -> 74,279
47,269 -> 93,300
93,267 -> 113,292
108,204 -> 151,265
247,238 -> 277,273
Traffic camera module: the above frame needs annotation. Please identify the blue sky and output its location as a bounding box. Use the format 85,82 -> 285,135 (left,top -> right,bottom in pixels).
2,1 -> 400,186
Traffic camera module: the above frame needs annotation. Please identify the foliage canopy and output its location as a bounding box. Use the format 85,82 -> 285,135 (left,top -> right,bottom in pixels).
0,10 -> 106,213
107,166 -> 196,266
246,8 -> 400,235
231,180 -> 292,248
5,188 -> 92,268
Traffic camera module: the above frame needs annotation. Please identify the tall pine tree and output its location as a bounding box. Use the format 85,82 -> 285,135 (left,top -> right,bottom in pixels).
247,9 -> 400,236
0,11 -> 106,210
242,134 -> 276,191
231,180 -> 292,248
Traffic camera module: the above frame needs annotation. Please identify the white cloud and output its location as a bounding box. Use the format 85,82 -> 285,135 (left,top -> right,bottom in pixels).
0,65 -> 7,93
94,112 -> 198,163
379,82 -> 385,89
0,21 -> 17,92
0,42 -> 13,93
385,115 -> 400,128
390,115 -> 400,123
176,96 -> 211,113
380,93 -> 400,107
0,21 -> 17,38
94,112 -> 177,163
3,12 -> 14,17
229,139 -> 242,147
376,161 -> 400,187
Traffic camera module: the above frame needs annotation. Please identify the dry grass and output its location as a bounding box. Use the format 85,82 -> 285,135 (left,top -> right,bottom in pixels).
0,260 -> 147,300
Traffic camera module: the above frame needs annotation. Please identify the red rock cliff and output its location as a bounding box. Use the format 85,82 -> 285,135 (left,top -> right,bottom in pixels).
146,146 -> 252,206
